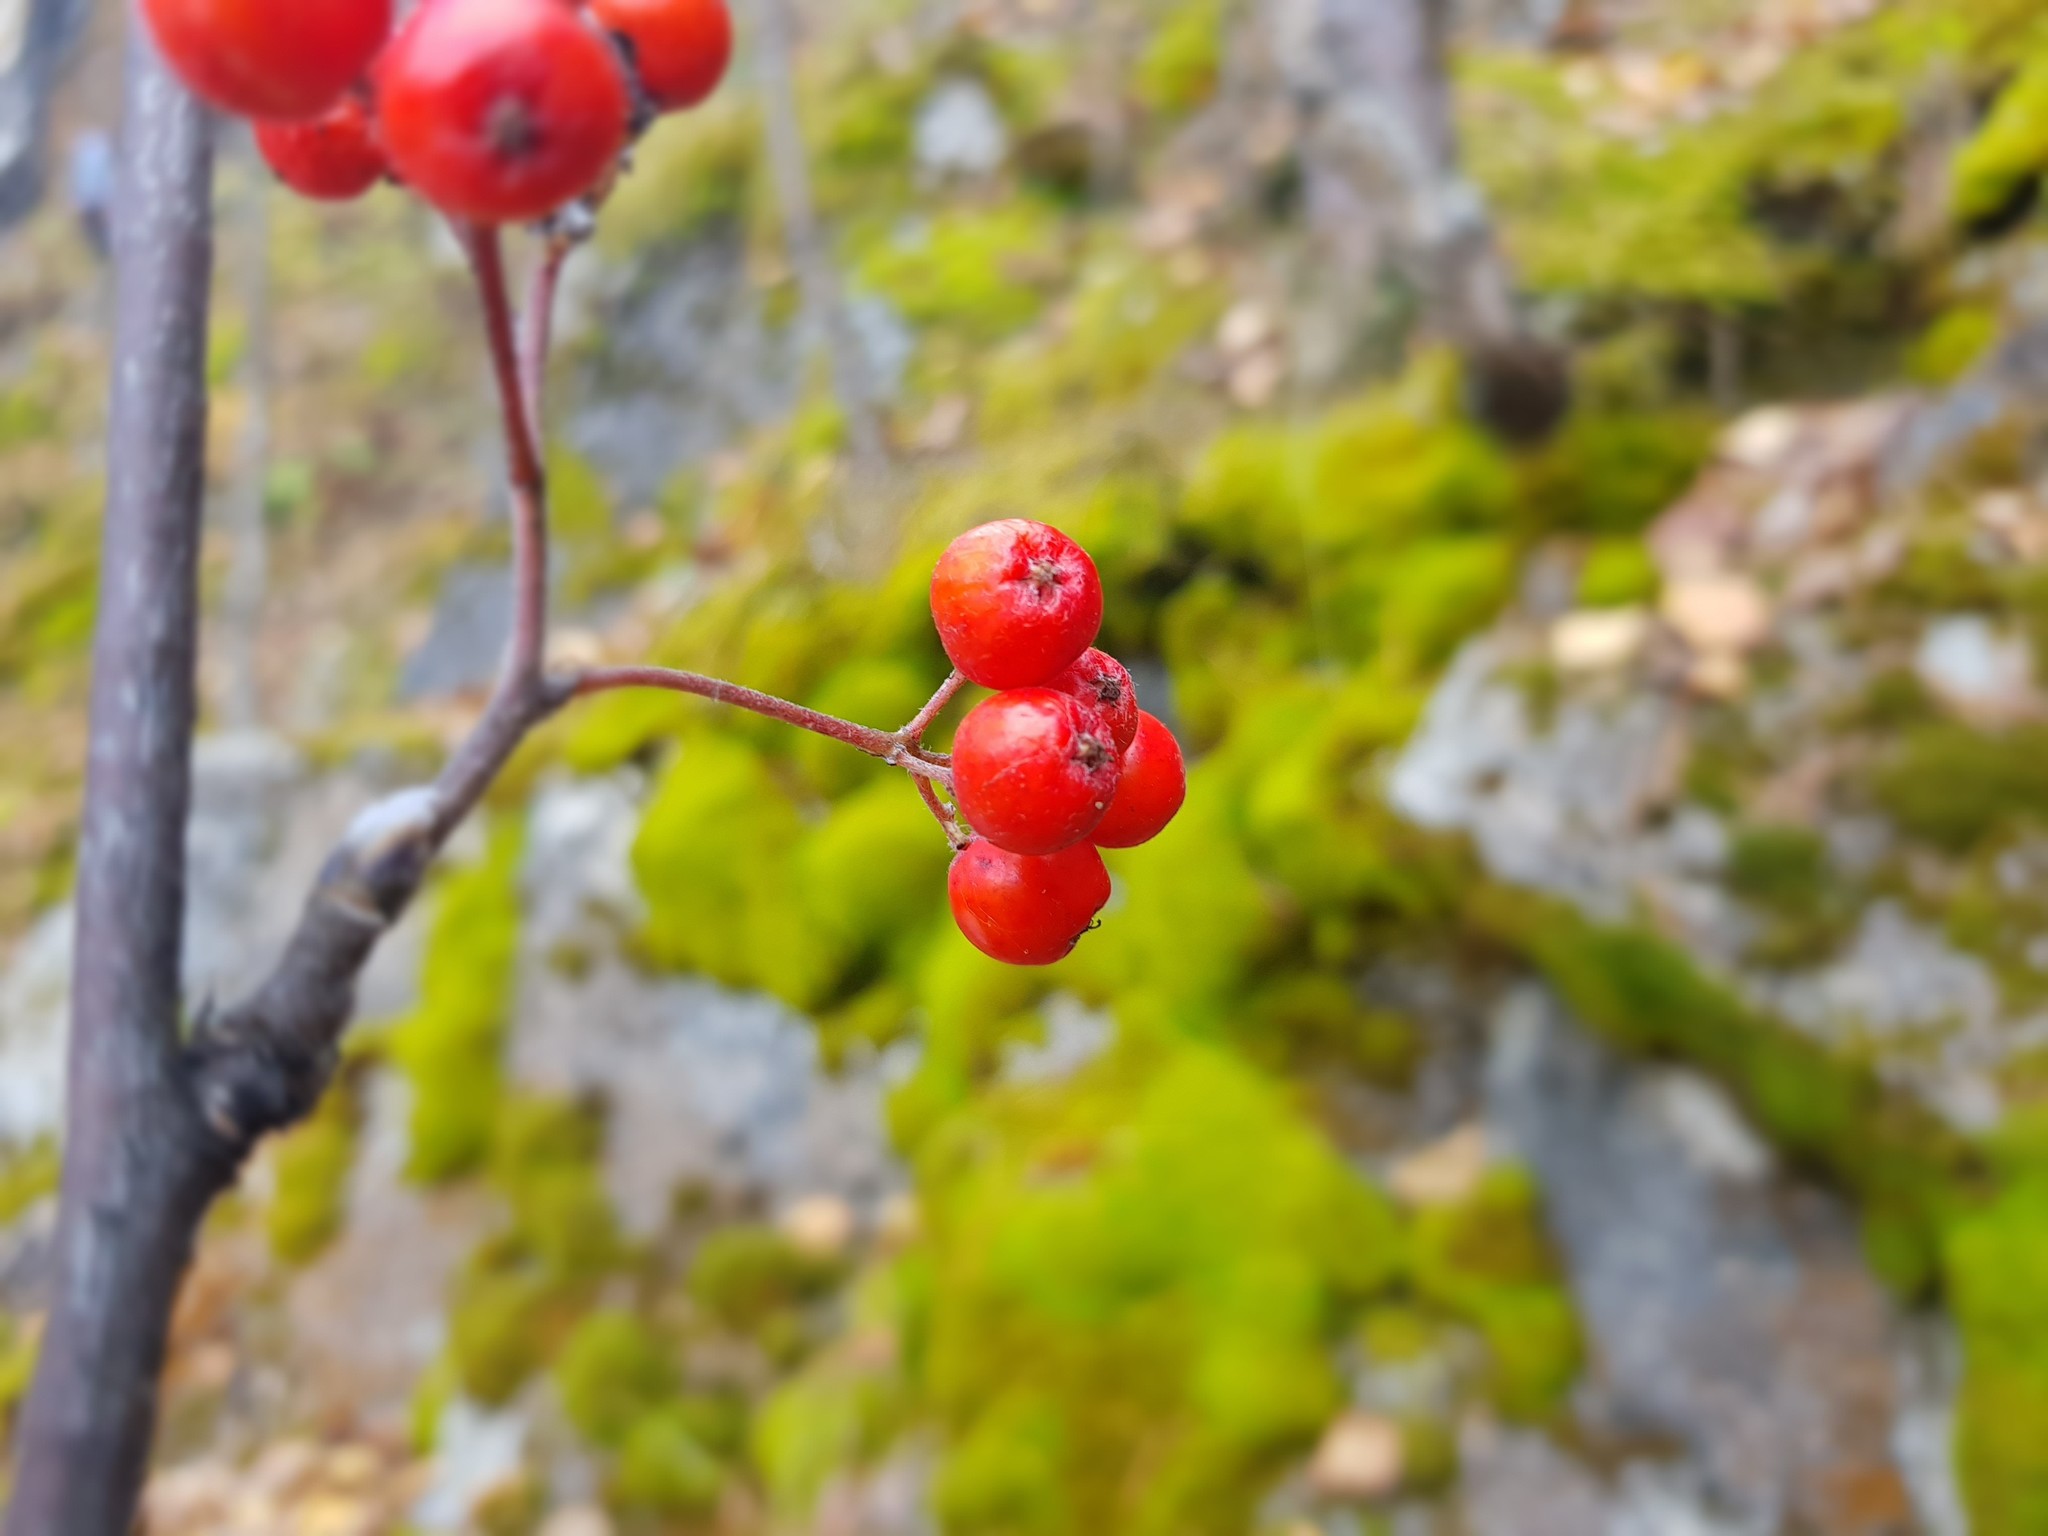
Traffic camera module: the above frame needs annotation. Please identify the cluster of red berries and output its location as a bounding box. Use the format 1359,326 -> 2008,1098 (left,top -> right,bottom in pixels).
142,0 -> 733,219
932,521 -> 1187,966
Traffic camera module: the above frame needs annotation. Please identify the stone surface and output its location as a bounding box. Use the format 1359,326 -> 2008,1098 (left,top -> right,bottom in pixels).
0,905 -> 69,1148
1550,607 -> 1651,672
1386,1122 -> 1489,1207
1485,985 -> 1930,1535
1307,1411 -> 1406,1502
914,77 -> 1009,179
1913,613 -> 2036,720
511,956 -> 902,1238
1661,575 -> 1772,655
399,564 -> 512,702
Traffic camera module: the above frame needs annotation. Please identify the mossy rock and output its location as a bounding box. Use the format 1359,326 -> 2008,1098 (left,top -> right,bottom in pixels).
612,1406 -> 726,1519
689,1224 -> 842,1336
1412,1165 -> 1583,1420
556,1310 -> 680,1451
857,202 -> 1067,342
1946,1179 -> 2048,1532
267,1071 -> 363,1267
1133,0 -> 1227,118
1873,723 -> 2048,854
388,819 -> 525,1184
1576,537 -> 1661,609
1953,53 -> 2048,232
913,1036 -> 1404,1535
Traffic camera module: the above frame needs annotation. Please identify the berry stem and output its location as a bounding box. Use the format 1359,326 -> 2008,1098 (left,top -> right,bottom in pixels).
915,775 -> 972,850
570,664 -> 953,773
520,232 -> 574,436
460,221 -> 549,687
901,667 -> 965,744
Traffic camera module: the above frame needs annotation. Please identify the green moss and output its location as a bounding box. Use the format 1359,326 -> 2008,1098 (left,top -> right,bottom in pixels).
1373,537 -> 1516,682
633,732 -> 846,1008
690,1225 -> 841,1336
1833,666 -> 1938,734
267,1071 -> 361,1266
979,251 -> 1225,438
0,1140 -> 59,1230
913,1036 -> 1403,1535
491,1095 -> 620,1285
755,1291 -> 909,1522
1909,304 -> 2002,383
796,658 -> 936,795
1873,723 -> 2048,854
1576,538 -> 1660,609
560,687 -> 693,776
556,1310 -> 679,1450
1726,823 -> 1853,967
1521,411 -> 1715,538
1480,888 -> 1975,1292
449,1258 -> 556,1406
388,819 -> 525,1183
796,778 -> 954,968
1947,1180 -> 2048,1532
1412,1166 -> 1582,1420
442,1093 -> 622,1406
613,1405 -> 727,1518
857,203 -> 1067,342
597,100 -> 759,257
0,1313 -> 40,1425
1134,0 -> 1226,118
1954,54 -> 2048,229
397,1365 -> 449,1461
1241,975 -> 1422,1088
1357,1304 -> 1438,1365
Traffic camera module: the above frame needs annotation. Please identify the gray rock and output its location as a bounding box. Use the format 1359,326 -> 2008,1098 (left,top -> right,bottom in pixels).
1914,613 -> 2035,718
400,563 -> 512,702
0,905 -> 68,1148
1485,985 -> 1936,1534
1002,995 -> 1112,1085
1387,637 -> 1686,922
568,228 -> 802,509
510,956 -> 901,1239
411,1397 -> 528,1532
1460,1425 -> 1615,1536
914,77 -> 1009,180
521,772 -> 647,959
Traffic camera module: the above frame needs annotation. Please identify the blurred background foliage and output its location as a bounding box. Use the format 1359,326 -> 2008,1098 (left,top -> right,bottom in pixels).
16,0 -> 2048,1530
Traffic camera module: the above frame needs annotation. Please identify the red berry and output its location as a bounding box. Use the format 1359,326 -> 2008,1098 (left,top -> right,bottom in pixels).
142,0 -> 393,121
1091,712 -> 1186,849
256,97 -> 387,201
1046,648 -> 1139,755
953,689 -> 1120,856
376,0 -> 630,225
590,0 -> 732,111
948,839 -> 1112,966
931,520 -> 1103,690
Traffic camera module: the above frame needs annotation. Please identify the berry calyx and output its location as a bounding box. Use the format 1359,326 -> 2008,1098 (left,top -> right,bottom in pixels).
1091,711 -> 1186,849
953,689 -> 1120,856
948,839 -> 1112,966
142,0 -> 394,121
256,98 -> 387,201
1047,648 -> 1139,755
590,0 -> 733,112
376,0 -> 631,225
930,519 -> 1104,690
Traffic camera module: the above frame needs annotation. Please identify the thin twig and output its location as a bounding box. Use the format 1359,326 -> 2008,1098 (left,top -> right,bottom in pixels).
572,664 -> 950,769
901,668 -> 965,744
520,234 -> 574,438
460,223 -> 549,688
916,775 -> 971,849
